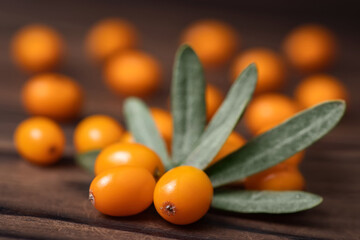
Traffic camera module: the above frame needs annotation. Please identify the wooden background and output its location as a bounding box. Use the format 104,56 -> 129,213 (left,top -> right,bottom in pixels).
0,0 -> 359,239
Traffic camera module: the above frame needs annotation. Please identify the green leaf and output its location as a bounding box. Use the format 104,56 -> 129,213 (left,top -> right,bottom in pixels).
207,100 -> 346,188
182,64 -> 257,169
211,189 -> 323,214
123,97 -> 172,170
171,45 -> 206,165
74,149 -> 101,173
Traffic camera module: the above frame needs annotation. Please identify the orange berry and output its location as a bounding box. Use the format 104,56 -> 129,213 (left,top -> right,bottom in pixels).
210,132 -> 246,166
14,117 -> 65,165
181,19 -> 238,68
283,24 -> 337,72
74,115 -> 123,153
231,48 -> 286,93
85,18 -> 138,62
94,142 -> 164,177
89,167 -> 155,216
104,50 -> 161,97
119,131 -> 135,143
118,129 -> 169,158
21,73 -> 83,121
284,151 -> 305,166
11,24 -> 63,73
206,84 -> 224,121
244,164 -> 305,191
150,108 -> 173,148
120,130 -> 167,154
294,74 -> 348,109
122,108 -> 173,149
154,166 -> 213,225
254,123 -> 278,136
229,150 -> 303,185
244,93 -> 299,134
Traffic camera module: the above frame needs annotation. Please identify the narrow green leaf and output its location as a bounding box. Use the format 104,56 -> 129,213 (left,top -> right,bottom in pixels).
74,149 -> 101,173
171,45 -> 206,165
211,190 -> 323,214
182,64 -> 257,169
123,97 -> 172,170
207,101 -> 346,187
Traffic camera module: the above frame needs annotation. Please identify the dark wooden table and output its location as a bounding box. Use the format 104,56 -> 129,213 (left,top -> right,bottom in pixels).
1,1 -> 359,239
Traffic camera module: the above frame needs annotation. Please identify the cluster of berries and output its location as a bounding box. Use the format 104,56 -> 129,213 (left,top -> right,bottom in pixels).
12,18 -> 348,225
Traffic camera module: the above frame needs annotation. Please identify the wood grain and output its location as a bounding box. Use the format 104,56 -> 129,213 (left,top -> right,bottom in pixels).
0,0 -> 359,239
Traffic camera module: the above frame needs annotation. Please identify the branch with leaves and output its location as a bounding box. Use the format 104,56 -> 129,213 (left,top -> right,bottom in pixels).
77,45 -> 345,214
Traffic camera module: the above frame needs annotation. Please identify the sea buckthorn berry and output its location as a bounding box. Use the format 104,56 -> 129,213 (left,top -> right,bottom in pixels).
119,131 -> 135,143
74,115 -> 123,153
89,167 -> 155,216
283,24 -> 337,72
21,73 -> 83,121
85,18 -> 138,62
244,93 -> 299,135
255,122 -> 284,136
11,24 -> 63,73
14,117 -> 65,165
104,50 -> 161,97
294,74 -> 348,109
94,142 -> 164,177
121,109 -> 173,149
231,48 -> 286,93
284,151 -> 305,166
154,166 -> 213,225
206,84 -> 224,121
210,132 -> 246,166
181,19 -> 238,68
244,164 -> 305,191
150,108 -> 173,149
